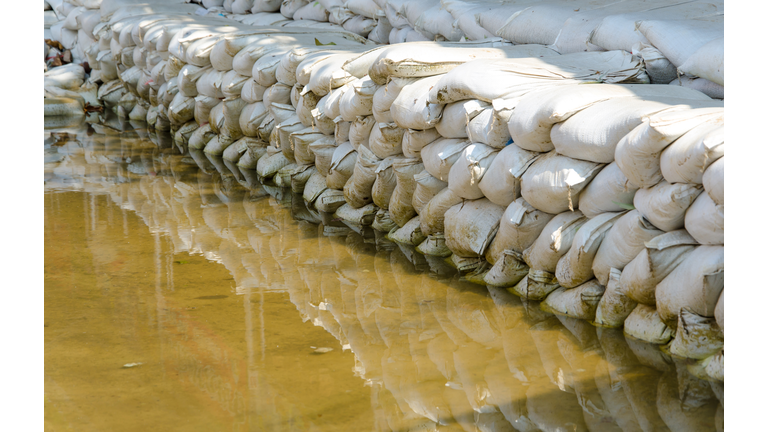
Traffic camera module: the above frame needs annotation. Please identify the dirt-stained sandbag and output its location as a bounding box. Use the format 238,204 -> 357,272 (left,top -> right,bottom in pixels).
486,198 -> 554,265
523,210 -> 587,273
555,211 -> 623,288
623,304 -> 674,344
594,268 -> 638,328
444,198 -> 505,258
541,281 -> 605,321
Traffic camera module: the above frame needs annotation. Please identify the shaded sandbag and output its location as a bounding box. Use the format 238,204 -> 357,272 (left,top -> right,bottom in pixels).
296,90 -> 321,128
222,136 -> 252,162
670,75 -> 723,100
578,162 -> 639,218
465,100 -> 515,149
624,304 -> 673,344
238,102 -> 269,137
402,128 -> 441,158
290,165 -> 316,193
447,143 -> 498,200
615,105 -> 724,188
326,142 -> 357,190
274,115 -> 305,162
702,157 -> 723,206
656,369 -> 719,432
343,145 -> 380,208
371,208 -> 397,233
411,170 -> 447,215
348,115 -> 375,150
302,169 -> 328,207
510,272 -> 559,301
594,268 -> 637,328
334,202 -> 377,226
477,144 -> 540,208
416,234 -> 451,257
668,308 -> 724,360
684,193 -> 724,245
541,281 -> 604,320
660,122 -> 723,184
420,187 -> 464,236
368,122 -> 406,159
704,351 -> 724,382
444,198 -> 504,258
308,139 -> 337,176
188,123 -> 216,150
256,148 -> 291,180
290,129 -> 327,166
484,250 -> 529,288
523,211 -> 587,274
486,198 -> 554,265
334,120 -> 351,144
262,83 -> 292,109
521,151 -> 603,214
421,138 -> 471,182
555,212 -> 623,288
387,216 -> 425,246
634,181 -> 703,232
389,158 -> 424,227
592,210 -> 665,286
715,291 -> 723,331
371,156 -> 398,209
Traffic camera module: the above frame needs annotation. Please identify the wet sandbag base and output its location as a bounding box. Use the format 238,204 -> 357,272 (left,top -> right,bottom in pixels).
49,0 -> 724,370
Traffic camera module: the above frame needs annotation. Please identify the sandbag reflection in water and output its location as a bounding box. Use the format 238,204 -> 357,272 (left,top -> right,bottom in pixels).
44,122 -> 723,432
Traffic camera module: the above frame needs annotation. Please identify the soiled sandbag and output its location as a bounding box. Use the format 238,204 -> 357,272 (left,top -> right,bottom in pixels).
326,143 -> 357,190
555,212 -> 623,288
390,75 -> 445,130
44,97 -> 84,117
221,71 -> 250,99
702,157 -> 723,206
684,192 -> 724,245
668,308 -> 724,360
478,144 -> 540,208
634,181 -> 703,232
239,102 -> 269,137
389,158 -> 425,227
302,169 -> 328,205
421,138 -> 471,182
428,51 -> 646,105
578,162 -> 639,218
315,189 -> 347,213
484,250 -> 529,288
372,156 -> 398,209
520,151 -> 603,214
436,100 -> 489,138
372,77 -> 416,123
486,198 -> 554,265
412,170 -> 447,215
256,113 -> 275,142
262,83 -> 292,109
309,139 -> 337,176
715,291 -> 723,331
444,198 -> 504,258
347,115 -> 375,150
448,144 -> 498,200
655,245 -> 723,325
615,105 -> 724,188
372,208 -> 398,233
167,92 -> 195,125
660,122 -> 723,184
188,124 -> 216,150
623,304 -> 674,344
592,210 -> 665,286
420,187 -> 464,236
402,128 -> 441,158
510,84 -> 710,153
224,137 -> 263,163
290,129 -> 325,166
523,211 -> 587,273
621,230 -> 698,306
388,216 -> 426,246
256,148 -> 291,180
369,122 -> 405,159
541,281 -> 604,321
275,115 -> 304,162
334,120 -> 351,144
343,145 -> 379,208
295,90 -> 321,128
594,268 -> 637,328
334,202 -> 377,226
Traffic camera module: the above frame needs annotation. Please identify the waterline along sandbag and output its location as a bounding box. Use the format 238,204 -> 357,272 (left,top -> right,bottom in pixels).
51,0 -> 725,365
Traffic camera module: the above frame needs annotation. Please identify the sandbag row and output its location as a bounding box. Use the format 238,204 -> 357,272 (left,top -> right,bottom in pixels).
50,0 -> 724,369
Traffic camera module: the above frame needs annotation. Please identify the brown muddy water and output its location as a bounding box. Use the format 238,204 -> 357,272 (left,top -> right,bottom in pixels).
44,120 -> 724,432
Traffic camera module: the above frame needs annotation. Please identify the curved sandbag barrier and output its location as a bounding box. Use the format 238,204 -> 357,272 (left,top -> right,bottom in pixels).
44,0 -> 724,376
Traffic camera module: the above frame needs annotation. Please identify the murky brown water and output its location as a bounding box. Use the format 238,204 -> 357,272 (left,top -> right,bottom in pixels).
45,119 -> 724,432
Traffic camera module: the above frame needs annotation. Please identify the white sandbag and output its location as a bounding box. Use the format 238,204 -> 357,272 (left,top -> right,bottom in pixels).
196,68 -> 226,99
551,96 -> 713,164
655,245 -> 723,325
276,47 -> 335,86
347,0 -> 382,19
239,102 -> 269,137
660,123 -> 723,184
44,64 -> 85,90
444,198 -> 505,258
292,130 -> 329,165
221,97 -> 247,139
305,51 -> 368,97
428,51 -> 647,105
615,105 -> 724,188
348,115 -> 376,150
447,144 -> 498,200
343,145 -> 380,208
420,187 -> 464,236
541,281 -> 605,321
509,83 -> 711,153
293,1 -> 329,21
486,198 -> 554,265
263,83 -> 292,109
327,142 -> 358,187
465,99 -> 517,149
371,156 -> 398,209
402,128 -> 441,159
342,15 -> 376,37
411,170 -> 447,215
368,17 -> 392,44
637,16 -> 723,68
415,4 -> 464,41
623,304 -> 673,344
252,51 -> 287,87
372,77 -> 417,124
477,144 -> 540,208
367,43 -> 557,85
221,71 -> 250,99
520,151 -> 603,214
421,138 -> 471,182
281,0 -> 311,18
390,75 -> 444,130
252,0 -> 282,13
167,92 -> 195,125
339,76 -> 379,121
577,162 -> 639,219
523,211 -> 586,273
621,230 -> 697,306
634,181 -> 703,232
389,158 -> 425,227
594,268 -> 638,328
275,116 -> 306,162
555,212 -> 623,288
668,308 -> 724,360
669,76 -> 724,100
684,193 -> 724,246
368,122 -> 405,159
241,79 -> 267,104
702,157 -> 723,206
592,210 -> 665,286
436,100 -> 489,139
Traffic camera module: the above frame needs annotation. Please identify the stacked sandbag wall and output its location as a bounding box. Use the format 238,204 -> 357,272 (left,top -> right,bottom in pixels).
43,0 -> 725,378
